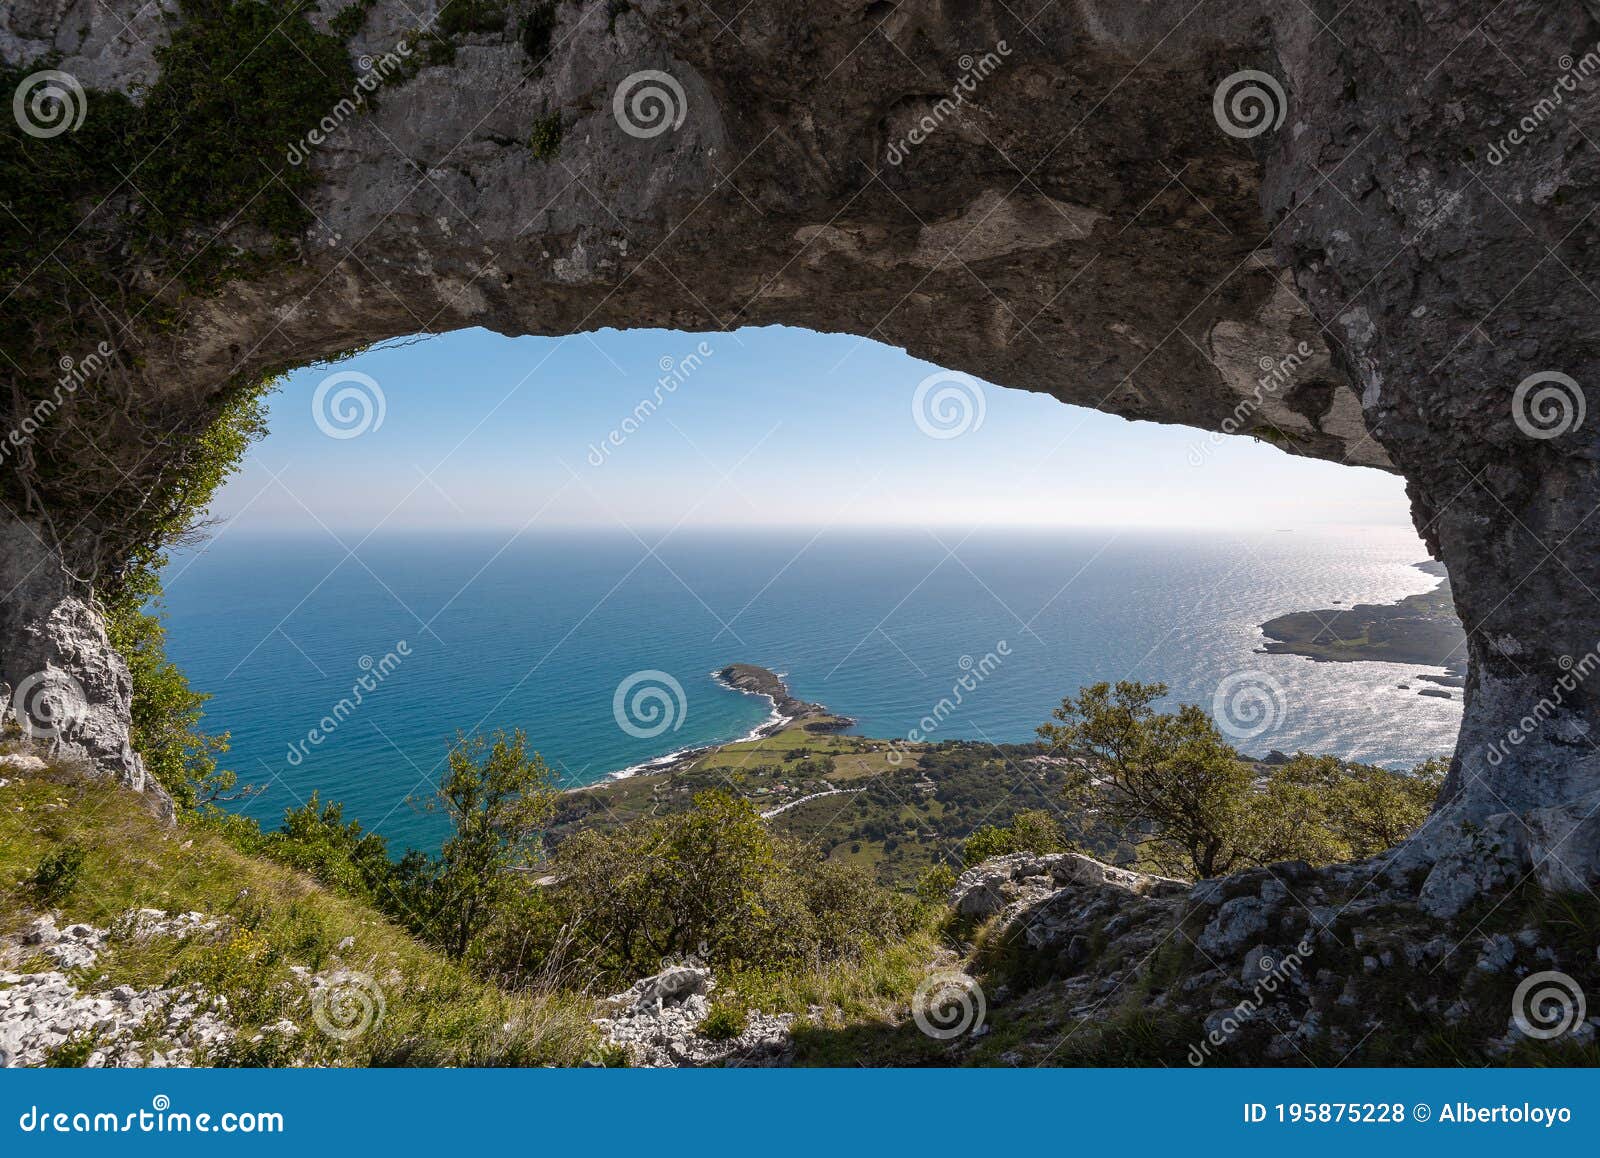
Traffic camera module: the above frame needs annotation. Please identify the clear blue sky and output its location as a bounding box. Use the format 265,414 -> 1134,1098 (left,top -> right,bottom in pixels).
207,325 -> 1412,534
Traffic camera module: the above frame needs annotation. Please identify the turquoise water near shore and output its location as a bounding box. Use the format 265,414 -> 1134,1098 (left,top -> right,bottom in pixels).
158,526 -> 1462,852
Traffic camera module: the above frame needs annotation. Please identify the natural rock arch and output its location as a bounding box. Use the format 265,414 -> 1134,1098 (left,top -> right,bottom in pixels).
3,0 -> 1599,906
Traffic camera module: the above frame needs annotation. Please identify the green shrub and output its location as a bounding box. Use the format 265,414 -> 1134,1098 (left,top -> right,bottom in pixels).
330,0 -> 377,37
389,730 -> 559,960
914,863 -> 957,905
1039,681 -> 1444,878
698,1000 -> 748,1041
43,1032 -> 102,1068
538,790 -> 915,982
528,113 -> 563,160
28,842 -> 86,903
256,793 -> 395,900
961,809 -> 1069,865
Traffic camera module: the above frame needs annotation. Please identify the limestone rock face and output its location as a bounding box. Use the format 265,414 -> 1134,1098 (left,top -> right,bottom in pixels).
4,2 -> 1600,893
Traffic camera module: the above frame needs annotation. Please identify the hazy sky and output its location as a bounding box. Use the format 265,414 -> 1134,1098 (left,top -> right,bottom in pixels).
206,325 -> 1413,535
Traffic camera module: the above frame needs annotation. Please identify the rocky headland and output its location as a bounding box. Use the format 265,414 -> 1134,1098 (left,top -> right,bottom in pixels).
714,664 -> 851,732
1259,562 -> 1468,689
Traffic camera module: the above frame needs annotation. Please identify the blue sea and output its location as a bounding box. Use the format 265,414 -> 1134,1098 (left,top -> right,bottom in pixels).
158,526 -> 1462,852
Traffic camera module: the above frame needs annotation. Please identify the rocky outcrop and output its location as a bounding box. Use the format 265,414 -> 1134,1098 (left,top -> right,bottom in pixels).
0,520 -> 166,818
957,853 -> 1600,1065
3,2 -> 1600,894
1,912 -> 233,1067
950,851 -> 1186,921
593,964 -> 794,1067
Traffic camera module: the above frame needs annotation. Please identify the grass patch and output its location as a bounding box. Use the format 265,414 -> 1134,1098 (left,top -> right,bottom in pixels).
0,760 -> 598,1067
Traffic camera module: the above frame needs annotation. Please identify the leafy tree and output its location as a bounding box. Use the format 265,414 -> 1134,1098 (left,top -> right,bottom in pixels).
1038,682 -> 1444,879
540,790 -> 911,980
1323,755 -> 1444,856
1039,681 -> 1253,879
915,863 -> 958,905
395,730 -> 558,960
551,789 -> 784,969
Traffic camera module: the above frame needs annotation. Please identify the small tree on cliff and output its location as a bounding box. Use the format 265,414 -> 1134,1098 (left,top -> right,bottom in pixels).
396,729 -> 558,960
1038,681 -> 1252,879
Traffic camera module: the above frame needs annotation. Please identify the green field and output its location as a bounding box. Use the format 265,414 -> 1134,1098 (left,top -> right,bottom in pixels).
550,724 -> 1102,885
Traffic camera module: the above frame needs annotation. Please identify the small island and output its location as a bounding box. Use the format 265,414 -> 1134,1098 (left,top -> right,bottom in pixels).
1259,560 -> 1468,685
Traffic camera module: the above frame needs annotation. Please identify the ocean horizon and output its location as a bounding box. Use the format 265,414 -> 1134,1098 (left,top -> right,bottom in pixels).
159,524 -> 1463,852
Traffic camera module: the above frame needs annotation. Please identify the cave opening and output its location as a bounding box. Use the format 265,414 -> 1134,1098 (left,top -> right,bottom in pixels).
140,323 -> 1452,853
